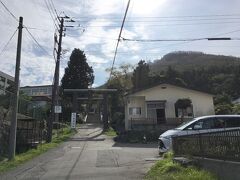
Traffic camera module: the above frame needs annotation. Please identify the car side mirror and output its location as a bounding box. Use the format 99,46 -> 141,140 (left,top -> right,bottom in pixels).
186,127 -> 192,130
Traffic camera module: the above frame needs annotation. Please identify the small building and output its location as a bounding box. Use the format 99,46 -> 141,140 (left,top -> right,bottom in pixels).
125,84 -> 215,130
20,85 -> 52,97
0,70 -> 14,94
20,85 -> 53,108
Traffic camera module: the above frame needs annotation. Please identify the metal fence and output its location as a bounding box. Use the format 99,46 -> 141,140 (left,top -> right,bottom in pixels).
172,129 -> 240,161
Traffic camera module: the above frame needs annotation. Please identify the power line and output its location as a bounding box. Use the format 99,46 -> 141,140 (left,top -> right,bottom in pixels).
48,0 -> 59,18
25,26 -> 53,32
0,28 -> 18,56
44,0 -> 58,29
73,13 -> 240,20
109,0 -> 131,80
74,17 -> 240,23
0,0 -> 18,22
80,21 -> 240,28
24,27 -> 51,56
122,37 -> 240,42
122,37 -> 204,42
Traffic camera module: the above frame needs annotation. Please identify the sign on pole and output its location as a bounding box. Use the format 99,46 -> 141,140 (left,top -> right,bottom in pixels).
71,112 -> 77,129
54,106 -> 62,113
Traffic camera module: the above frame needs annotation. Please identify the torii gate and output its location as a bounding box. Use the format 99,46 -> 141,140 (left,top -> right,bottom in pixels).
64,89 -> 117,130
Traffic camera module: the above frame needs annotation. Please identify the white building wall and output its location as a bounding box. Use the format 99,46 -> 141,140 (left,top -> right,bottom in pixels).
125,84 -> 215,130
126,96 -> 146,119
133,84 -> 214,117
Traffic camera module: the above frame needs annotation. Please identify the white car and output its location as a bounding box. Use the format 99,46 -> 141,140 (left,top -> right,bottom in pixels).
158,115 -> 240,154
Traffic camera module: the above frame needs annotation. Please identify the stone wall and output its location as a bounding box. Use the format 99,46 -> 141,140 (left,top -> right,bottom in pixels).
194,157 -> 240,180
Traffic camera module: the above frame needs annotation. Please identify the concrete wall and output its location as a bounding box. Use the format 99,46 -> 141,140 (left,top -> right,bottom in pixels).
194,157 -> 240,180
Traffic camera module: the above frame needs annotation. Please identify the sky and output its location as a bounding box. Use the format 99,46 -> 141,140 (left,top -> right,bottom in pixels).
0,0 -> 240,87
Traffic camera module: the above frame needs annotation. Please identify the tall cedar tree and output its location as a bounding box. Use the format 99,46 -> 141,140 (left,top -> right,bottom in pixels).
132,60 -> 150,90
61,49 -> 94,89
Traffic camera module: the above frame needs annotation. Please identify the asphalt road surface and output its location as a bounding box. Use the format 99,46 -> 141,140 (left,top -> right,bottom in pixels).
1,124 -> 159,180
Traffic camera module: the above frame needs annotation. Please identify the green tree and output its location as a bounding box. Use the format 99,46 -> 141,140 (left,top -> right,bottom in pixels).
106,64 -> 133,130
61,49 -> 94,89
61,49 -> 94,121
232,104 -> 240,114
132,60 -> 150,90
214,93 -> 233,115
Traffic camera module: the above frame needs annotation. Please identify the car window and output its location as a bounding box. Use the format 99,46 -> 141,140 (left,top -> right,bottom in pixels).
213,118 -> 225,128
225,117 -> 240,128
186,118 -> 214,130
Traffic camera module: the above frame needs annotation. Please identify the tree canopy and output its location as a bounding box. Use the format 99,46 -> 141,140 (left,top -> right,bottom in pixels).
61,48 -> 94,90
131,60 -> 150,91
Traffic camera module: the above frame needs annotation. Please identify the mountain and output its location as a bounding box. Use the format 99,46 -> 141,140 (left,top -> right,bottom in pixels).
149,51 -> 240,73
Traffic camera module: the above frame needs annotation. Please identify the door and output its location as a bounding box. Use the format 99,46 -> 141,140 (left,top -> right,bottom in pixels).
156,109 -> 166,124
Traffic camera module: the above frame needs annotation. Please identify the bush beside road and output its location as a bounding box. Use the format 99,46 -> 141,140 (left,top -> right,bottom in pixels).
145,153 -> 217,180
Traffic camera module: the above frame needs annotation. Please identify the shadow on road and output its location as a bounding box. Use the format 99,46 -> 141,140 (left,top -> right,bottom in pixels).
77,123 -> 103,129
67,130 -> 105,142
112,142 -> 157,148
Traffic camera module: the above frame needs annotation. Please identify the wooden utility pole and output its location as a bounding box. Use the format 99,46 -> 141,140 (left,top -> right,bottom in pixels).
9,16 -> 23,160
47,18 -> 64,143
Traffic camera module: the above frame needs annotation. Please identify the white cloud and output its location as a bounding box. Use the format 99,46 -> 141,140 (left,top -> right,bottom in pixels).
1,0 -> 240,87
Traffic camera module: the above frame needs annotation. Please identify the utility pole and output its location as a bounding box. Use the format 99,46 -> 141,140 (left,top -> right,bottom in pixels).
9,16 -> 23,160
47,17 -> 64,143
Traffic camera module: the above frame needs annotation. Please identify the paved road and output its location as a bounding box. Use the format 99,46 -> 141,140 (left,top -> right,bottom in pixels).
1,124 -> 159,180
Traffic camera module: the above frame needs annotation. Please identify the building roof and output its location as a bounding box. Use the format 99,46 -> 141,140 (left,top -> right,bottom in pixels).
126,83 -> 214,97
21,85 -> 53,88
0,70 -> 14,81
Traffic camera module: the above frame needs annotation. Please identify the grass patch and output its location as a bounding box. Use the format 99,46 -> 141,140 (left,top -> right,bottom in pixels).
0,127 -> 76,174
145,153 -> 217,180
103,127 -> 117,137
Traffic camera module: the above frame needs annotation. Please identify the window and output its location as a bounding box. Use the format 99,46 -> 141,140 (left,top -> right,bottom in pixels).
213,118 -> 225,128
187,118 -> 215,130
129,107 -> 141,115
225,117 -> 240,128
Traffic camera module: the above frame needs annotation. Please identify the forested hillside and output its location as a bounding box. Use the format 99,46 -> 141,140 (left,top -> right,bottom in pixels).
149,51 -> 240,73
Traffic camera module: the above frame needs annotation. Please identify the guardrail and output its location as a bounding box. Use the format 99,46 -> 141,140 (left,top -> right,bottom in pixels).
172,129 -> 240,161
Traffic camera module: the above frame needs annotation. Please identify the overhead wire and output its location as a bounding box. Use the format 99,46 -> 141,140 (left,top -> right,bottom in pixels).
24,27 -> 51,56
24,26 -> 53,32
0,0 -> 18,22
0,28 -> 18,56
48,0 -> 59,18
44,0 -> 58,29
79,21 -> 240,28
74,17 -> 240,23
109,0 -> 131,80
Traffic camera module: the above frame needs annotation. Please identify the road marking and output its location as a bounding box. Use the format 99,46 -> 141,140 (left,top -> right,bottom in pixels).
71,147 -> 81,149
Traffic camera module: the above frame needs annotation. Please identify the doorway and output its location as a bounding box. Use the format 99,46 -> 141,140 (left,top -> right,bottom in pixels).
156,109 -> 166,124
